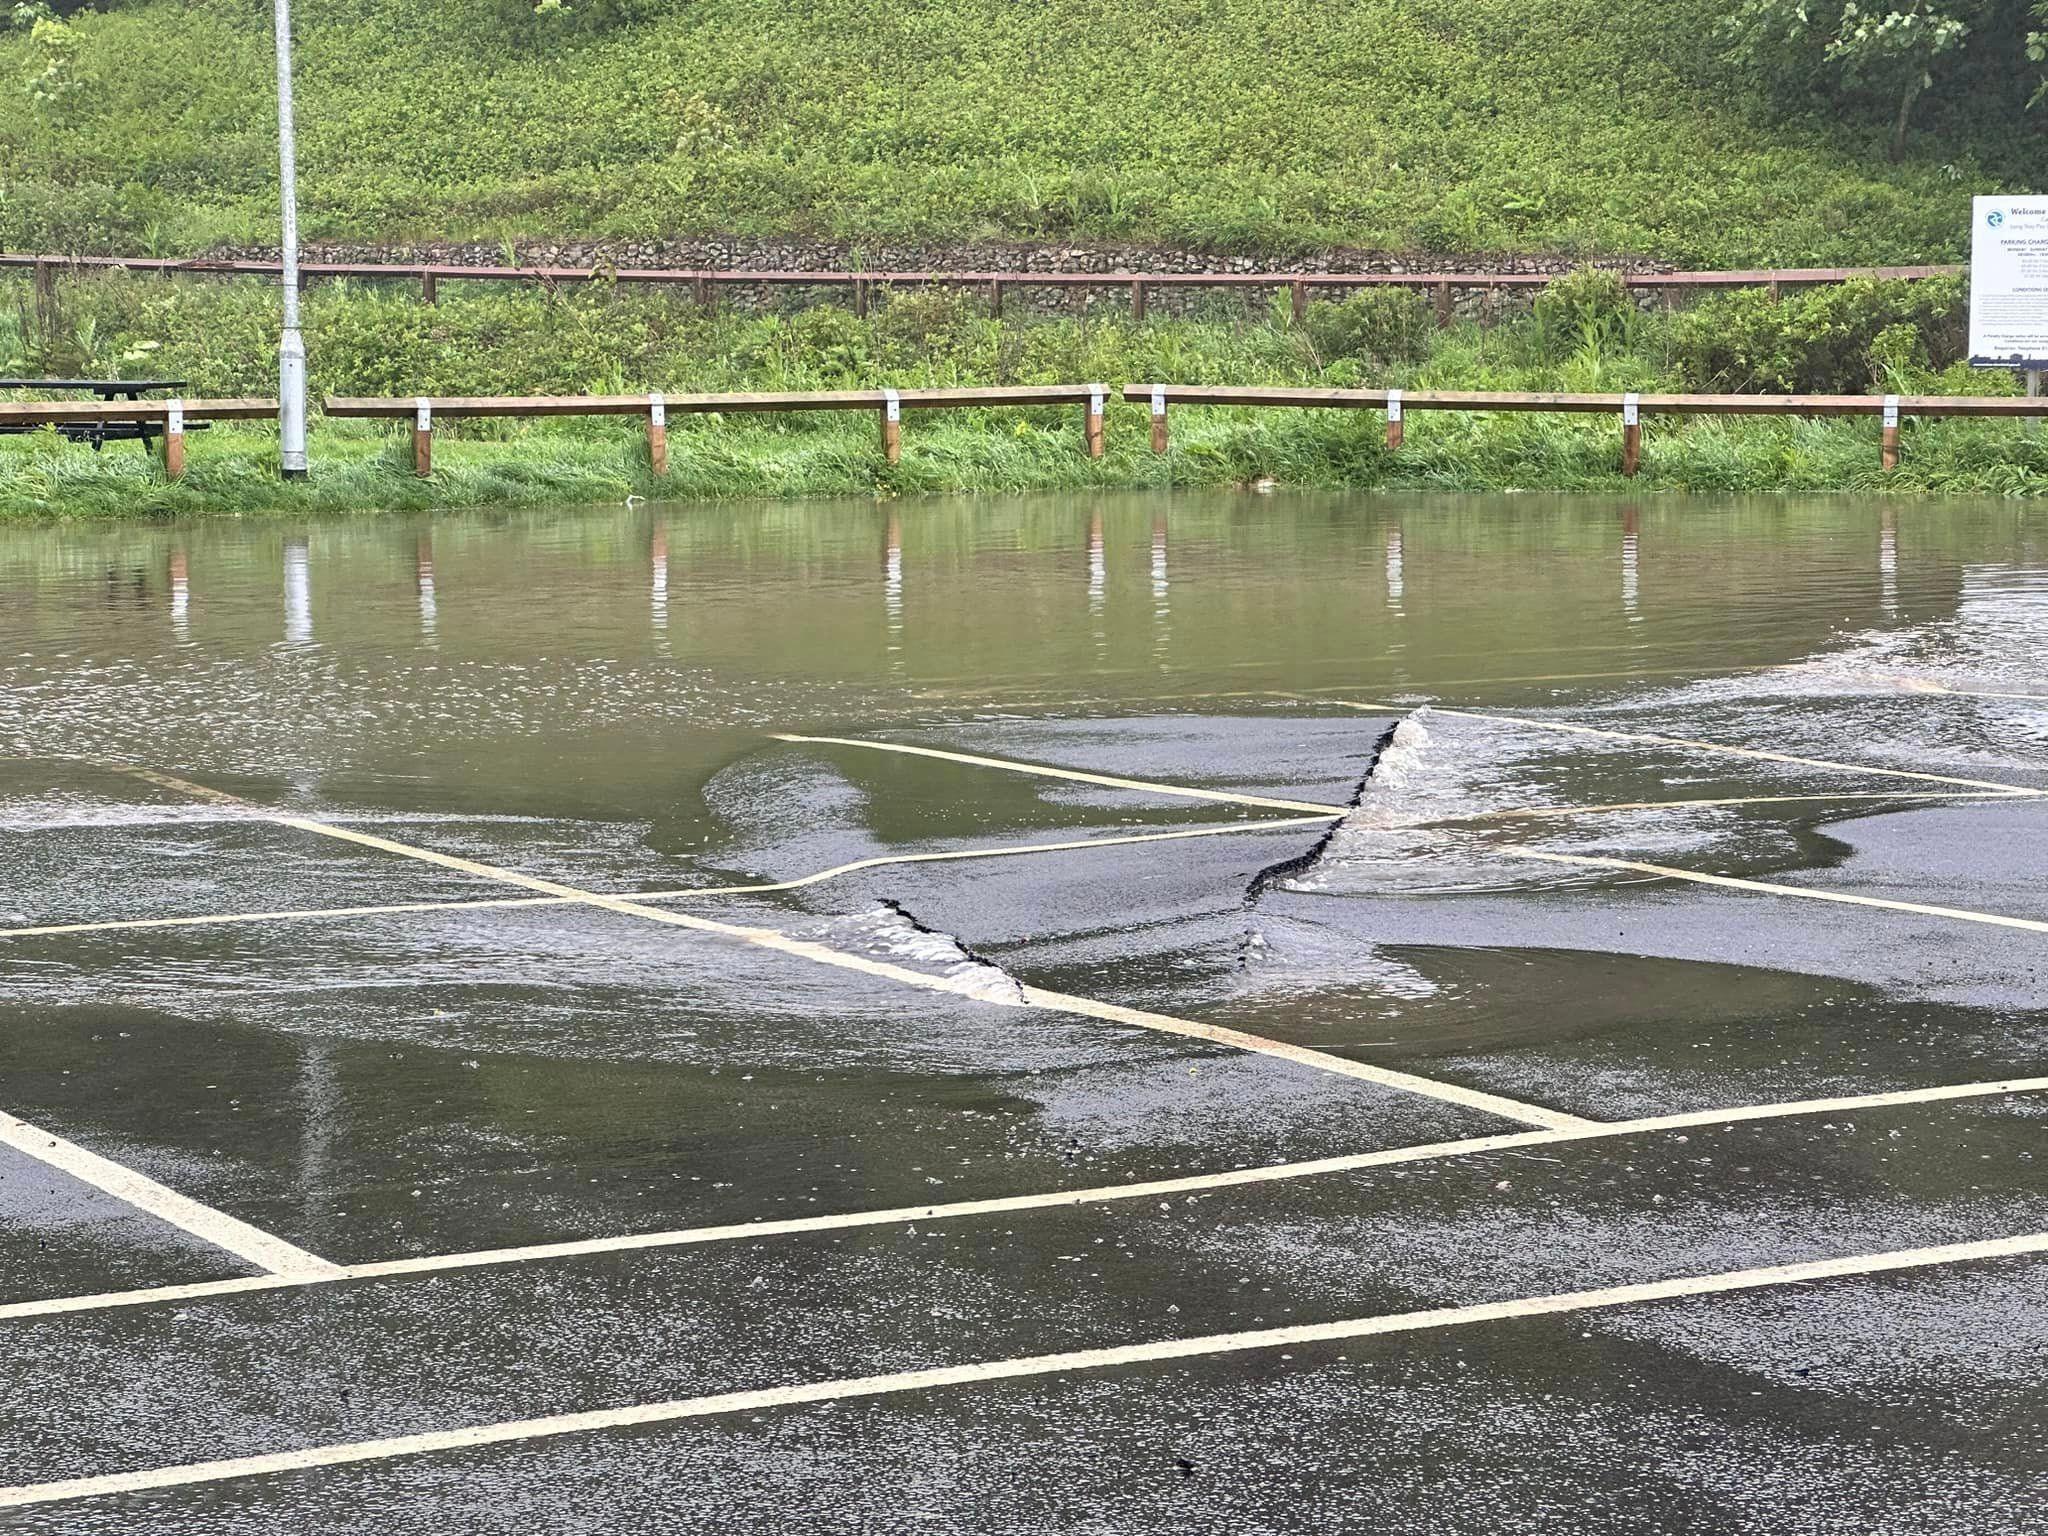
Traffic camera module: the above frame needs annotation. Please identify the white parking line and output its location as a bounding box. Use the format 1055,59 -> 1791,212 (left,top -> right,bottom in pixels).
0,1109 -> 340,1278
1443,790 -> 2006,823
0,816 -> 1333,944
1402,705 -> 2046,797
95,765 -> 1567,1128
1503,848 -> 2048,935
7,1072 -> 2042,1324
7,1228 -> 2044,1510
772,734 -> 1349,815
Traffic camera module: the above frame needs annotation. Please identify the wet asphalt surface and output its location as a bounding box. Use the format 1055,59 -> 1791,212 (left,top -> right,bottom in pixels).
0,493 -> 2045,1530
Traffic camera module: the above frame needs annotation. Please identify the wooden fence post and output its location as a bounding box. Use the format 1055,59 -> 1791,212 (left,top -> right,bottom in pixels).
648,391 -> 668,476
163,398 -> 185,480
880,388 -> 902,465
1086,384 -> 1106,459
989,279 -> 1005,319
1131,280 -> 1147,322
1385,389 -> 1404,450
421,270 -> 438,304
1621,393 -> 1641,478
853,278 -> 869,319
413,397 -> 434,477
1291,280 -> 1308,325
1881,395 -> 1901,471
1434,280 -> 1453,328
1149,385 -> 1168,454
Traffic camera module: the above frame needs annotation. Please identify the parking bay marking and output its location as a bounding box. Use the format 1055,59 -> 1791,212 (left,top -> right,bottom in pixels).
5,1071 -> 2043,1325
0,815 -> 1337,943
1503,848 -> 2048,935
93,764 -> 1579,1130
6,1227 -> 2047,1510
0,1108 -> 340,1279
1327,702 -> 2047,798
770,733 -> 1350,815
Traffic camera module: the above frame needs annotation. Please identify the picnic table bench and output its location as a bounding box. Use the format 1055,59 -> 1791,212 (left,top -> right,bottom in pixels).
0,378 -> 194,452
0,391 -> 277,478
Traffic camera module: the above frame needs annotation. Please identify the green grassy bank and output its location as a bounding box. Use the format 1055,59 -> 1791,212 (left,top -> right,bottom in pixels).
4,268 -> 2044,518
0,0 -> 2041,264
7,409 -> 2045,523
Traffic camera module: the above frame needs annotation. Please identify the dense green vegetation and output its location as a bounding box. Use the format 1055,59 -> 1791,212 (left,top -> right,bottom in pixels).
4,268 -> 2041,517
0,0 -> 2042,264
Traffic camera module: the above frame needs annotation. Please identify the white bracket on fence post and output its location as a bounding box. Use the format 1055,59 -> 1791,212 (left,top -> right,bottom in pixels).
649,390 -> 666,426
1150,385 -> 1166,418
415,397 -> 432,433
1622,393 -> 1640,428
165,398 -> 184,435
1882,394 -> 1901,430
883,388 -> 901,423
1090,384 -> 1106,419
1387,388 -> 1403,423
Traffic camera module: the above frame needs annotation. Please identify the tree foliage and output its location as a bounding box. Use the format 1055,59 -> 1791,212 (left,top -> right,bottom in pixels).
1722,1 -> 2033,157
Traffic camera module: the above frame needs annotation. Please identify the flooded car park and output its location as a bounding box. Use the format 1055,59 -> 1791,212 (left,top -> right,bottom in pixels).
0,491 -> 2043,1531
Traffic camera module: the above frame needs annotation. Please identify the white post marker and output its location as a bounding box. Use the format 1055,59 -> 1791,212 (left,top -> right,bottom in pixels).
1150,385 -> 1167,418
1883,394 -> 1901,430
414,397 -> 432,433
648,390 -> 665,427
1387,388 -> 1403,423
1622,392 -> 1640,427
883,388 -> 901,423
1090,384 -> 1106,419
162,397 -> 186,477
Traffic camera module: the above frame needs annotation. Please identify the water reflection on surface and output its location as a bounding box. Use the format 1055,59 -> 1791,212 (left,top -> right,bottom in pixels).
1,492 -> 2040,797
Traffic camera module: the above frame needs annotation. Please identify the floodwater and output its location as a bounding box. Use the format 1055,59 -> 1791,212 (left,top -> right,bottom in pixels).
0,491 -> 2044,1532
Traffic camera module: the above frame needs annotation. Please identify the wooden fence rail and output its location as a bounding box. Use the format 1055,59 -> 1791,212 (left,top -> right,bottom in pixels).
12,384 -> 2025,481
0,397 -> 276,478
324,385 -> 1110,475
1126,385 -> 2048,474
0,252 -> 1963,324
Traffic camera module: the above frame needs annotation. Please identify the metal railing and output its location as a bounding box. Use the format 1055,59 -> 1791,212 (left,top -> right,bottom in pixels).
0,252 -> 1963,323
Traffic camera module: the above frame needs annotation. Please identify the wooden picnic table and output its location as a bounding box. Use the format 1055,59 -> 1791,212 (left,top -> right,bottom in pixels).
0,378 -> 193,451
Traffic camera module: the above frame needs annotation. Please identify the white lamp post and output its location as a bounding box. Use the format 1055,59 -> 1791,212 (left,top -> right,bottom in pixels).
273,0 -> 308,479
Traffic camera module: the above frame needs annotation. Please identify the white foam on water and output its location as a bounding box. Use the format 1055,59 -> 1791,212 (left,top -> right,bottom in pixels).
809,904 -> 1029,1007
1281,710 -> 1583,895
1233,917 -> 1440,1000
0,795 -> 258,832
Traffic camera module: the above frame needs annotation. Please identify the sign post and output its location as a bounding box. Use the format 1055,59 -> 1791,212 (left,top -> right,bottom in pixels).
1969,196 -> 2048,384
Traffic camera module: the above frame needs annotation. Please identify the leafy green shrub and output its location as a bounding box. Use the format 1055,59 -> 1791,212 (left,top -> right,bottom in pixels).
491,0 -> 670,32
1671,275 -> 1969,392
1304,290 -> 1432,370
1531,267 -> 1636,360
0,0 -> 2033,262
